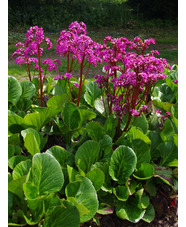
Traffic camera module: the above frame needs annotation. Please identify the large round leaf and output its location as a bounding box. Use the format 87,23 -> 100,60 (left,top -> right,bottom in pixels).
133,163 -> 154,180
65,176 -> 98,223
86,168 -> 105,191
46,145 -> 74,167
12,160 -> 32,180
8,76 -> 22,104
31,153 -> 64,195
109,145 -> 137,183
86,122 -> 105,141
47,93 -> 71,108
75,140 -> 100,174
131,139 -> 151,169
84,81 -> 101,107
20,80 -> 36,99
43,201 -> 80,227
62,103 -> 82,130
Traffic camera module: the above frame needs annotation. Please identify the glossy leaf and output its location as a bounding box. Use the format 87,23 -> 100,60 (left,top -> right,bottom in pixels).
8,155 -> 27,170
65,176 -> 98,223
86,168 -> 105,191
24,107 -> 61,131
31,153 -> 64,196
133,113 -> 148,134
47,93 -> 71,108
46,145 -> 74,168
86,121 -> 105,141
20,80 -> 36,99
43,201 -> 80,227
8,175 -> 27,199
24,133 -> 40,156
109,145 -> 137,184
12,160 -> 32,180
128,127 -> 151,144
157,142 -> 178,166
75,140 -> 100,174
8,76 -> 22,104
160,118 -> 175,141
131,139 -> 151,169
142,203 -> 155,223
116,197 -> 145,223
84,81 -> 101,106
21,128 -> 41,146
62,103 -> 82,130
133,163 -> 154,180
113,185 -> 129,201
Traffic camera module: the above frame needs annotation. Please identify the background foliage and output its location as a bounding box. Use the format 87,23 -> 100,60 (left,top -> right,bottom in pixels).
8,0 -> 178,32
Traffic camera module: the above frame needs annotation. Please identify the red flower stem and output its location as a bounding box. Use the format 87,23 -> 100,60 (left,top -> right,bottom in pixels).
77,55 -> 85,106
27,64 -> 32,82
69,57 -> 74,72
37,44 -> 43,107
67,80 -> 73,101
67,52 -> 70,72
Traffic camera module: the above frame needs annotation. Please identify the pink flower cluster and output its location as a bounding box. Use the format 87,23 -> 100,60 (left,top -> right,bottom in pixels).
12,26 -> 52,73
54,72 -> 72,80
94,36 -> 171,124
56,21 -> 102,67
42,58 -> 61,71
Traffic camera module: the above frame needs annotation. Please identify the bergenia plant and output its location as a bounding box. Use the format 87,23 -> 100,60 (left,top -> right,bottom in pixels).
12,26 -> 52,107
95,36 -> 171,133
56,21 -> 102,106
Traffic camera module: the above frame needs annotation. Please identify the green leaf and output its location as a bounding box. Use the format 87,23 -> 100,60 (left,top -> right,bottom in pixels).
133,163 -> 154,180
8,144 -> 21,159
109,145 -> 137,184
24,107 -> 61,131
154,166 -> 173,186
43,201 -> 80,227
157,142 -> 178,166
62,103 -> 82,130
148,131 -> 162,160
46,145 -> 74,168
113,185 -> 129,201
22,196 -> 45,225
23,182 -> 39,199
160,118 -> 175,141
97,203 -> 114,215
75,140 -> 100,174
86,121 -> 105,141
8,156 -> 27,170
8,175 -> 27,199
116,197 -> 145,223
8,76 -> 22,104
84,81 -> 101,106
31,153 -> 64,196
167,159 -> 178,167
24,133 -> 40,156
44,193 -> 61,216
67,165 -> 79,183
133,113 -> 148,134
86,168 -> 105,191
142,203 -> 155,223
47,93 -> 71,108
52,79 -> 67,95
12,160 -> 32,180
65,176 -> 99,223
128,127 -> 151,144
8,114 -> 24,135
20,80 -> 36,99
21,128 -> 41,146
103,114 -> 117,138
78,108 -> 96,122
94,98 -> 105,114
131,139 -> 151,169
67,197 -> 90,217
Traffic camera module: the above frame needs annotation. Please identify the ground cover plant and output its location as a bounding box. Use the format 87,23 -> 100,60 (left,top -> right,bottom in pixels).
8,21 -> 178,226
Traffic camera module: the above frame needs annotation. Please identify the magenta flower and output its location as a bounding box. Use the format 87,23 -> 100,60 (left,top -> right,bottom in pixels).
174,79 -> 178,84
74,83 -> 79,88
